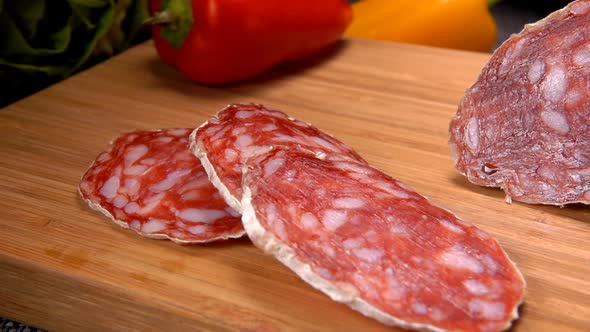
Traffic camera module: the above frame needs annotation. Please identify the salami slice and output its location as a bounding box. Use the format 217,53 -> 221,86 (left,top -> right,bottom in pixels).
241,147 -> 525,332
190,103 -> 366,212
449,0 -> 590,205
79,129 -> 245,243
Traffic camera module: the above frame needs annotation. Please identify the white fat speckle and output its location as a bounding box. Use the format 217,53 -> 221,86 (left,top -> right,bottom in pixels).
536,164 -> 556,179
273,133 -> 303,143
203,125 -> 221,137
566,89 -> 582,107
113,195 -> 128,208
96,152 -> 111,163
124,202 -> 139,214
342,237 -> 365,249
100,176 -> 120,199
323,245 -> 336,258
179,177 -> 209,193
440,219 -> 465,234
266,203 -> 279,223
263,158 -> 285,178
235,135 -> 253,148
390,224 -> 409,235
573,43 -> 590,67
321,209 -> 347,231
469,300 -> 506,321
541,66 -> 567,103
364,230 -> 379,243
180,190 -> 200,201
225,206 -> 240,217
449,143 -> 459,163
178,209 -> 226,223
315,267 -> 332,279
475,228 -> 491,240
541,110 -> 570,134
261,123 -> 278,131
138,192 -> 166,215
224,149 -> 238,162
79,180 -> 92,195
439,245 -> 484,273
154,136 -> 173,143
527,59 -> 545,83
570,1 -> 590,15
430,308 -> 446,321
333,161 -> 372,175
290,119 -> 308,127
412,302 -> 428,315
142,218 -> 167,233
352,273 -> 378,299
140,158 -> 157,166
301,212 -> 319,230
176,150 -> 194,162
482,255 -> 500,275
129,219 -> 141,230
353,248 -> 384,263
167,128 -> 189,136
333,197 -> 365,209
189,225 -> 207,235
239,145 -> 268,160
464,279 -> 490,295
210,126 -> 230,141
499,38 -> 525,75
384,288 -> 404,301
465,117 -> 479,151
374,182 -> 410,199
310,136 -> 338,151
123,165 -> 148,176
125,144 -> 149,165
235,110 -> 254,118
273,218 -> 288,241
231,126 -> 246,137
151,169 -> 192,193
285,169 -> 297,179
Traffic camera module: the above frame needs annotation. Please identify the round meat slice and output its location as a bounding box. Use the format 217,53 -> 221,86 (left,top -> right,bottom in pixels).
79,129 -> 245,243
241,147 -> 526,332
190,103 -> 366,212
449,0 -> 590,205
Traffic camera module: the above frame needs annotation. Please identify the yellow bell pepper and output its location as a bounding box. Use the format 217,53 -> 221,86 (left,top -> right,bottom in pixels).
345,0 -> 497,52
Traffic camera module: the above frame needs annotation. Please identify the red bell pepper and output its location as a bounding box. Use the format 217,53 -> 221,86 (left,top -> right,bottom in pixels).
148,0 -> 352,84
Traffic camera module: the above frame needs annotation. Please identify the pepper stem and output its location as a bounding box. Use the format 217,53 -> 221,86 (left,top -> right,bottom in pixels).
145,0 -> 193,49
144,11 -> 176,26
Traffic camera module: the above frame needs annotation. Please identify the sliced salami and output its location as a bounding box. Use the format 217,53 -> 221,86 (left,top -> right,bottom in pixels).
190,103 -> 366,212
241,147 -> 525,332
79,129 -> 245,243
449,0 -> 590,205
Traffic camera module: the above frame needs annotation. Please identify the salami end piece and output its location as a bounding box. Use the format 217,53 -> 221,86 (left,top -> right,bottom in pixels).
449,0 -> 590,205
79,129 -> 245,243
190,103 -> 366,212
242,147 -> 525,332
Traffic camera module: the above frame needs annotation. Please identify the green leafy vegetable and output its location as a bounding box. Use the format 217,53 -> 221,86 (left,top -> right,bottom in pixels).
0,0 -> 149,107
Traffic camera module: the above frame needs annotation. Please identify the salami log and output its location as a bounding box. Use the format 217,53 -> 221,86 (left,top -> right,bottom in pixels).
241,147 -> 525,332
449,0 -> 590,205
79,129 -> 244,243
190,103 -> 366,212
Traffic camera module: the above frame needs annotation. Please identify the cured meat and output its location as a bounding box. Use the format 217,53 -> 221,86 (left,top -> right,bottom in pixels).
241,147 -> 525,332
449,0 -> 590,205
79,129 -> 245,243
190,103 -> 366,212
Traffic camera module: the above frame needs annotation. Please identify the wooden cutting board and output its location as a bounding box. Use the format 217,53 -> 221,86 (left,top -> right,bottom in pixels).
0,38 -> 588,332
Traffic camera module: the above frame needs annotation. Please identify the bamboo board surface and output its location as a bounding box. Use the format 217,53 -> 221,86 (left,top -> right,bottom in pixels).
0,38 -> 588,331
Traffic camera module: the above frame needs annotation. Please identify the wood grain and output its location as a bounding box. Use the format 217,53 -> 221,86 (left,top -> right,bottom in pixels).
1,38 -> 588,332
